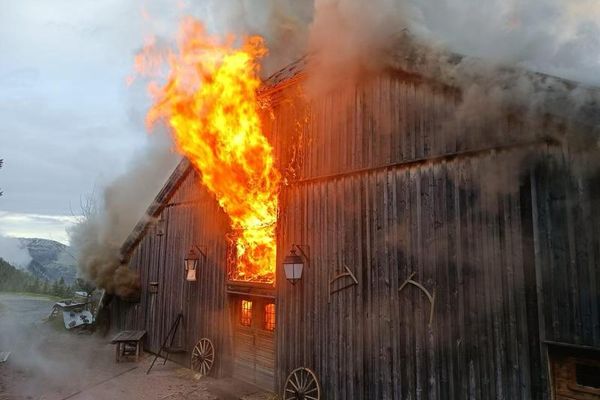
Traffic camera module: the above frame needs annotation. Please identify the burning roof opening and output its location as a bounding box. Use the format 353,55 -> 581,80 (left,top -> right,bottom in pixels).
140,18 -> 280,284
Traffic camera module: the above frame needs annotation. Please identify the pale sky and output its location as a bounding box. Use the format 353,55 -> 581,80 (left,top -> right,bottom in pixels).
0,1 -> 156,244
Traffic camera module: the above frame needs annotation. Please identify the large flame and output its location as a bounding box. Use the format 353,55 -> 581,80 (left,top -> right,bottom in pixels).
142,19 -> 280,283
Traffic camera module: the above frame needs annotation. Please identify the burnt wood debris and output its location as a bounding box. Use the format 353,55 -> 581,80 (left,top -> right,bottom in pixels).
111,49 -> 600,399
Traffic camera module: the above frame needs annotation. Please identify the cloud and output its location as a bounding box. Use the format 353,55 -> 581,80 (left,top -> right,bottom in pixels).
0,211 -> 79,245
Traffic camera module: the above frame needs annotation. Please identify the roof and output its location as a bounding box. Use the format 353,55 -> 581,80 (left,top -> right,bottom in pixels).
261,33 -> 600,129
120,37 -> 600,260
119,158 -> 192,260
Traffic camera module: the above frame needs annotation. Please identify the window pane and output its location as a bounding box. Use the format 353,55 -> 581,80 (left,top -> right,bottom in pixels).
241,300 -> 252,327
264,303 -> 275,331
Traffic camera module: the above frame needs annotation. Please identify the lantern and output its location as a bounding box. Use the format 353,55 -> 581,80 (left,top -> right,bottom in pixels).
283,245 -> 309,285
184,247 -> 200,281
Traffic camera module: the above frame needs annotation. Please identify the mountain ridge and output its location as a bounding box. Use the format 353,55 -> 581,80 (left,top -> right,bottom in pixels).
19,237 -> 78,284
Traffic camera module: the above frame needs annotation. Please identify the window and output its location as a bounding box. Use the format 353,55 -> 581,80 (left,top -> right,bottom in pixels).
264,303 -> 276,331
240,300 -> 252,327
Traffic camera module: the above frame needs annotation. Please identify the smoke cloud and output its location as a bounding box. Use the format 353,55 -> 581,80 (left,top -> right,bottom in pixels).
68,134 -> 179,299
304,0 -> 600,87
305,0 -> 407,95
407,0 -> 600,87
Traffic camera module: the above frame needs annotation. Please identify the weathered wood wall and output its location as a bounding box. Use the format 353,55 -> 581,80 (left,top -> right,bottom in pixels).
113,168 -> 233,376
276,149 -> 544,399
265,73 -> 538,183
531,147 -> 600,349
267,74 -> 548,399
110,67 -> 600,399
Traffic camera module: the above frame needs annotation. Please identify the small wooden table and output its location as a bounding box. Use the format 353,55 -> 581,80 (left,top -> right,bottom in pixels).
111,330 -> 146,363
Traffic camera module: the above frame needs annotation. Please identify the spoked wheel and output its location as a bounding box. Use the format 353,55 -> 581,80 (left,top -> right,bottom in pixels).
283,367 -> 321,400
191,338 -> 214,376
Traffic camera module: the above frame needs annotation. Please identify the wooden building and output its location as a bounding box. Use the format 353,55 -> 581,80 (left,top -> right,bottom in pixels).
112,48 -> 600,399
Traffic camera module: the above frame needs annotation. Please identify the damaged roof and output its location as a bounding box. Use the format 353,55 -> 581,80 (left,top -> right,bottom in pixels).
120,158 -> 192,260
119,37 -> 600,261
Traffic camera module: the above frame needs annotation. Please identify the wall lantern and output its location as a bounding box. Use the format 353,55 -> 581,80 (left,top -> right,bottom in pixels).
184,245 -> 207,282
283,244 -> 310,285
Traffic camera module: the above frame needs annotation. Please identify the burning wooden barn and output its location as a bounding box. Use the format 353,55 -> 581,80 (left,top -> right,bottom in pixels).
112,35 -> 600,399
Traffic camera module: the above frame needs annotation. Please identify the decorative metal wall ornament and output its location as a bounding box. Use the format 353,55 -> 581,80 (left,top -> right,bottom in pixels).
191,337 -> 215,376
398,272 -> 436,326
328,265 -> 359,303
283,367 -> 321,400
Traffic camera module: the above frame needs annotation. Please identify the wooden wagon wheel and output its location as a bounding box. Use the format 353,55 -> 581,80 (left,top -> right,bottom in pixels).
283,367 -> 321,400
191,338 -> 214,376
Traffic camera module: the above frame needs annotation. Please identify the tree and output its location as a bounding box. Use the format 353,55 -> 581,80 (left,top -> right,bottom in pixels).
0,158 -> 3,197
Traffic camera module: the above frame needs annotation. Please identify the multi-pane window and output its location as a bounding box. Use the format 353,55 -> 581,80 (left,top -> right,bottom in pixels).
264,303 -> 276,331
241,300 -> 252,327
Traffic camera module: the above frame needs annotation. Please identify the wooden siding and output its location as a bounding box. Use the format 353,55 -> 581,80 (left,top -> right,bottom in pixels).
113,168 -> 233,376
532,147 -> 600,348
110,67 -> 600,399
265,74 -> 538,182
276,149 -> 544,399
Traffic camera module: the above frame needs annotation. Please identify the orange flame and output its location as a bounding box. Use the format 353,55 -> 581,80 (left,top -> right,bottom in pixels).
142,18 -> 280,283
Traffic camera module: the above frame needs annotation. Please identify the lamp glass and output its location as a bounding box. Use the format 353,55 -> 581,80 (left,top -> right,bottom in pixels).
284,261 -> 304,284
184,253 -> 198,281
186,265 -> 197,281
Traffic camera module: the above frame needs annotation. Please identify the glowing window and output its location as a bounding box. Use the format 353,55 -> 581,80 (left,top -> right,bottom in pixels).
241,300 -> 252,327
264,303 -> 276,331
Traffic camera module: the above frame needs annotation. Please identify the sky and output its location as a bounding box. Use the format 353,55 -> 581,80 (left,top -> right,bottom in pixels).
0,0 -> 599,246
0,1 -> 153,243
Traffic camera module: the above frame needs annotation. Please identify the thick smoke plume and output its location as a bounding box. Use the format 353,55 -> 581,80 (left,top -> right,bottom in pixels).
69,136 -> 178,299
306,0 -> 407,95
305,0 -> 600,87
305,0 -> 600,156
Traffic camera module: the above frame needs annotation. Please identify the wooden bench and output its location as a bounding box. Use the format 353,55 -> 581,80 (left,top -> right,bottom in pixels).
111,330 -> 146,363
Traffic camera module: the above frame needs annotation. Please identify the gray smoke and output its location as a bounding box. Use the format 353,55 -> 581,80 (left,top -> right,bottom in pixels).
305,0 -> 600,87
68,135 -> 179,299
138,0 -> 314,77
407,0 -> 600,87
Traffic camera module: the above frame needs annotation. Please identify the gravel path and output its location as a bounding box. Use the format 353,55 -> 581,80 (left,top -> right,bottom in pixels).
0,294 -> 271,400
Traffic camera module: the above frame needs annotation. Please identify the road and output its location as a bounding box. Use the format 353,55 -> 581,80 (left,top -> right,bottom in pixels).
0,293 -> 271,400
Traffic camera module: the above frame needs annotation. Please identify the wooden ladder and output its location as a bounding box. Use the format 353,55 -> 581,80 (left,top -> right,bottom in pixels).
146,312 -> 183,374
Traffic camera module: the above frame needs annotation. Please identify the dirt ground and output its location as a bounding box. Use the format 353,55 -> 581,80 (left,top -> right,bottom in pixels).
0,294 -> 273,400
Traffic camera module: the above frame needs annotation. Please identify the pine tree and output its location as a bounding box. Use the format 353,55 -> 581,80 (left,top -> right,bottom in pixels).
51,280 -> 60,297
